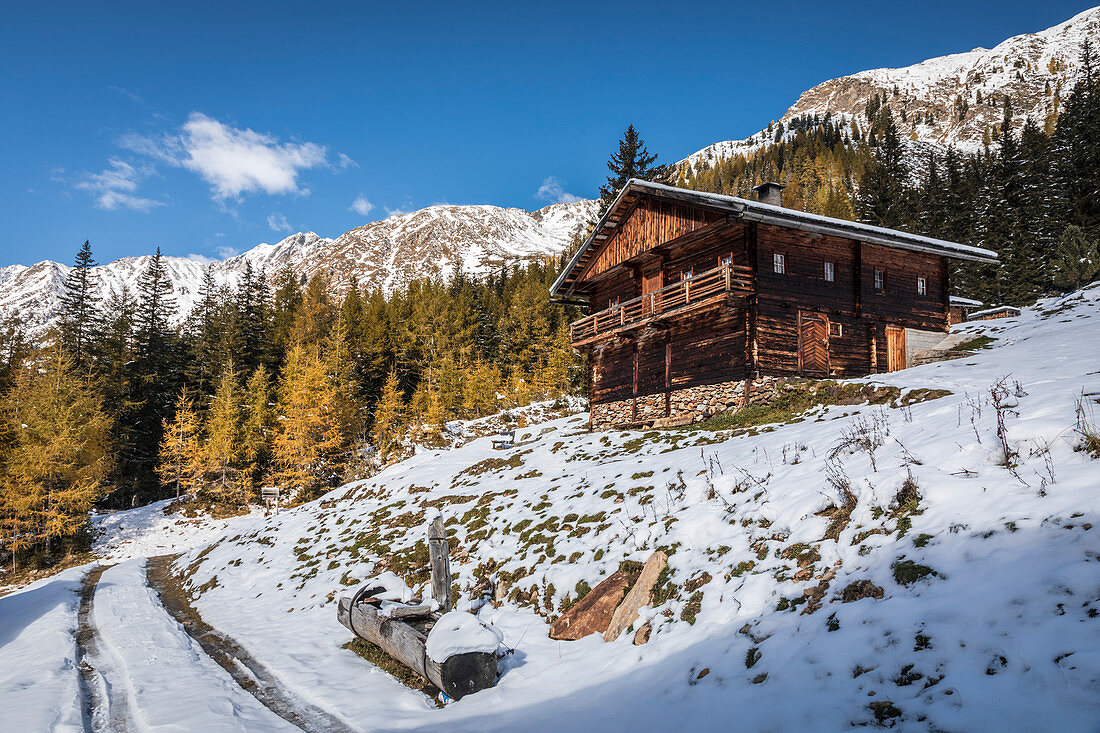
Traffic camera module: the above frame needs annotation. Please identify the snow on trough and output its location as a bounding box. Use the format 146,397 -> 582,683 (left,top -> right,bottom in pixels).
171,284 -> 1100,731
425,611 -> 503,664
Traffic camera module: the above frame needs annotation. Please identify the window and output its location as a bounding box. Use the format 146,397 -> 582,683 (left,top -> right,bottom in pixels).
773,253 -> 786,274
874,268 -> 885,291
680,268 -> 693,281
829,322 -> 843,338
917,277 -> 927,295
824,261 -> 835,282
608,296 -> 620,311
720,255 -> 732,268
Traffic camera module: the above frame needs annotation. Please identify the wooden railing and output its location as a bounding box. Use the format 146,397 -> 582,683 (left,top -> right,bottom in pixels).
570,262 -> 752,344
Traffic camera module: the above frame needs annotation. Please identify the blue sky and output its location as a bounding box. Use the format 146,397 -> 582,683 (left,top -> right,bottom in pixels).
2,1 -> 1093,266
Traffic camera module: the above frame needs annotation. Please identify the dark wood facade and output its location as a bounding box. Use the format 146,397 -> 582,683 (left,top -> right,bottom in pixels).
551,182 -> 997,427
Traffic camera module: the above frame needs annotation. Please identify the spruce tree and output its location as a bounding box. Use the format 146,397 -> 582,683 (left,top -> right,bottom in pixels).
598,124 -> 664,216
1054,225 -> 1100,290
126,248 -> 179,502
58,240 -> 100,369
857,113 -> 912,229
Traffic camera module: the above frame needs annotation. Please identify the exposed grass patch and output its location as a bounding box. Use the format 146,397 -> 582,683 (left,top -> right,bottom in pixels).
343,639 -> 441,702
892,559 -> 938,586
680,591 -> 704,624
951,335 -> 996,352
689,381 -> 902,433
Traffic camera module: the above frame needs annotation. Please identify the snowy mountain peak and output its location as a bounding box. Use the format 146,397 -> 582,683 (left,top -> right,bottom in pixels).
684,7 -> 1100,168
0,199 -> 597,335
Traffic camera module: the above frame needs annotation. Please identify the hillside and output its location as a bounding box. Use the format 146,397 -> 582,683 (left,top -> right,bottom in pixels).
684,6 -> 1100,170
7,284 -> 1095,731
0,199 -> 596,334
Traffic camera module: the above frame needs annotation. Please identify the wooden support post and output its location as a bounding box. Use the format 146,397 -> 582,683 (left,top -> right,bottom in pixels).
664,338 -> 672,418
854,240 -> 863,319
632,344 -> 639,423
429,516 -> 453,613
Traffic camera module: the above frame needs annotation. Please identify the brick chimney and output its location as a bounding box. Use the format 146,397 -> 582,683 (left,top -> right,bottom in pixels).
752,182 -> 786,207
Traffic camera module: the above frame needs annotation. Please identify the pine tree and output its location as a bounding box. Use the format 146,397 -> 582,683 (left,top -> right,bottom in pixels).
157,391 -> 203,500
598,124 -> 664,216
58,240 -> 100,369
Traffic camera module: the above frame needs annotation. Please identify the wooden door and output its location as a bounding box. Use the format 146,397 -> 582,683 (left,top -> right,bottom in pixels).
885,326 -> 906,372
798,311 -> 829,377
642,266 -> 663,316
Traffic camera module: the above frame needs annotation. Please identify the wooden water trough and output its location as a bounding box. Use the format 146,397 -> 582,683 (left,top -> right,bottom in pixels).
338,516 -> 497,700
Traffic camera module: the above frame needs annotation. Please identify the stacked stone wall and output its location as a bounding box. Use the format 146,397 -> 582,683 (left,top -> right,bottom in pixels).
590,376 -> 783,431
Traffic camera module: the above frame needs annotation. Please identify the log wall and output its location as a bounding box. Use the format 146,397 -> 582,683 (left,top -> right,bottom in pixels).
580,199 -> 722,281
578,201 -> 953,426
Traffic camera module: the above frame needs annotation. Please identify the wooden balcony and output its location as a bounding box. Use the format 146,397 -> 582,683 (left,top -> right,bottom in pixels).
570,263 -> 752,346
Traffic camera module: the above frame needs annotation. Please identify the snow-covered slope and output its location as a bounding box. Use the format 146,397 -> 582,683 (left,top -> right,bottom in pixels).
0,199 -> 597,334
165,284 -> 1100,730
685,7 -> 1100,169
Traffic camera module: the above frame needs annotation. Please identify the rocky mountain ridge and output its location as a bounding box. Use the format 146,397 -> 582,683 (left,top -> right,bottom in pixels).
0,199 -> 597,333
684,6 -> 1100,169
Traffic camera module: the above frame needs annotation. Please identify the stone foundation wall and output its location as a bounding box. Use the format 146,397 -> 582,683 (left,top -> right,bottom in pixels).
590,376 -> 783,431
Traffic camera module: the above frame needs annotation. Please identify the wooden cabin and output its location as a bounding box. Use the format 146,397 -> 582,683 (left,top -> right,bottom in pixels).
966,305 -> 1021,321
948,295 -> 983,325
550,180 -> 999,430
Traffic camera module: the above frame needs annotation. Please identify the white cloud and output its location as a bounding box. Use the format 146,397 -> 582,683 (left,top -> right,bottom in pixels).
384,206 -> 410,217
186,253 -> 218,265
267,213 -> 293,233
75,158 -> 165,211
179,114 -> 329,201
536,176 -> 581,204
216,245 -> 239,258
349,195 -> 374,216
112,113 -> 346,206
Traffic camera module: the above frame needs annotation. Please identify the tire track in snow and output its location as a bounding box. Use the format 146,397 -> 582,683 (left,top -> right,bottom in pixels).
146,555 -> 355,733
76,564 -> 131,733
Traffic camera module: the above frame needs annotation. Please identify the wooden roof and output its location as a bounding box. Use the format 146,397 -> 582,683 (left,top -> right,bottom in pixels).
550,180 -> 999,300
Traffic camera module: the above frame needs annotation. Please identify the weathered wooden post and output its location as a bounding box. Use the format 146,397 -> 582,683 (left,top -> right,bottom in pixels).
428,515 -> 452,613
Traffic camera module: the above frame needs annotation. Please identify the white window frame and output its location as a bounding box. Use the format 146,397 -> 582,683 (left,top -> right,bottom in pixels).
917,276 -> 927,295
874,268 -> 885,291
773,253 -> 786,274
824,261 -> 835,282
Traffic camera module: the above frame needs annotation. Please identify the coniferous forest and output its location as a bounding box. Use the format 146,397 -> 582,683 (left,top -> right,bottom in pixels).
2,46 -> 1098,574
0,248 -> 582,570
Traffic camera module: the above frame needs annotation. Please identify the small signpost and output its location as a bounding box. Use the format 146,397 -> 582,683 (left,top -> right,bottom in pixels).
261,486 -> 280,515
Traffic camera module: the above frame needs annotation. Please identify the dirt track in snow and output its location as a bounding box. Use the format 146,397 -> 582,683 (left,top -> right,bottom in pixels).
76,564 -> 131,733
145,555 -> 356,733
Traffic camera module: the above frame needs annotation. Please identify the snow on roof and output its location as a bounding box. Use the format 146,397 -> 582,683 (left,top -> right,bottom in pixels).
949,296 -> 983,307
969,305 -> 1022,318
551,179 -> 998,298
